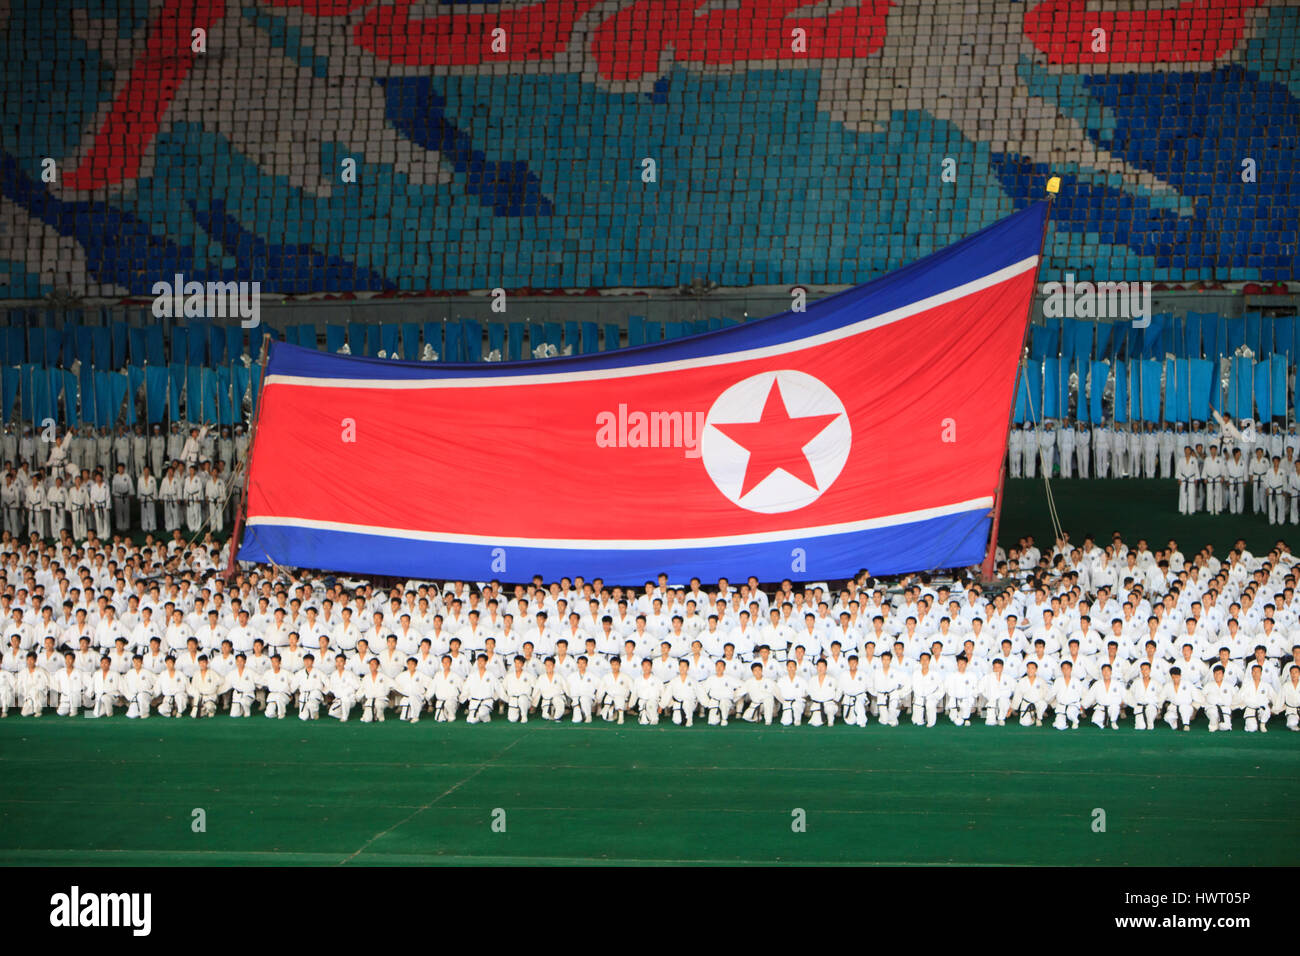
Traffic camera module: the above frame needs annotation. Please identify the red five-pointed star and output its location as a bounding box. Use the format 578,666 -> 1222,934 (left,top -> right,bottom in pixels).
711,379 -> 841,499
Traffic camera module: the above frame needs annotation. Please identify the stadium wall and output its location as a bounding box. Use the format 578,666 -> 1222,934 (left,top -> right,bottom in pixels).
0,0 -> 1295,300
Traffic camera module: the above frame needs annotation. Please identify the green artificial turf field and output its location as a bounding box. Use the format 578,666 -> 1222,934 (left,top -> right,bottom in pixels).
1,715 -> 1295,866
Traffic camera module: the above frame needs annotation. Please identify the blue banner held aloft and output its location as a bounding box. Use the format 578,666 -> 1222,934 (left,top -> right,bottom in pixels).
401,324 -> 420,361
1228,356 -> 1252,419
232,363 -> 250,422
1142,314 -> 1168,360
111,322 -> 129,368
168,364 -> 184,421
126,366 -> 144,425
210,325 -> 227,365
419,322 -> 440,360
1274,318 -> 1295,360
1140,360 -> 1162,421
1271,355 -> 1287,420
1188,358 -> 1214,423
1088,361 -> 1107,423
1113,359 -> 1127,423
581,322 -> 599,355
1,367 -> 18,424
29,366 -> 52,424
187,322 -> 208,366
186,366 -> 203,422
506,322 -> 524,362
627,317 -> 645,347
1253,358 -> 1272,421
1165,359 -> 1188,423
1022,360 -> 1043,422
1029,324 -> 1055,361
461,320 -> 482,362
444,322 -> 464,363
1244,312 -> 1262,356
63,369 -> 80,425
347,323 -> 367,356
325,324 -> 346,354
1202,313 -> 1222,362
79,364 -> 95,426
544,322 -> 562,350
1183,313 -> 1202,359
1042,357 -> 1060,418
145,366 -> 169,424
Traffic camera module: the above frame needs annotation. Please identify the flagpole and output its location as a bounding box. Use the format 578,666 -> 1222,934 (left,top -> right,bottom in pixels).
982,180 -> 1059,583
223,334 -> 271,582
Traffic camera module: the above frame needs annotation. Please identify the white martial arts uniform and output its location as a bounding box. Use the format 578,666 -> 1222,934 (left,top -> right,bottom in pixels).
359,671 -> 390,722
805,673 -> 839,726
224,665 -> 258,717
46,483 -> 66,537
910,666 -> 944,727
137,474 -> 158,533
159,474 -> 180,532
54,666 -> 87,716
462,670 -> 500,723
183,474 -> 205,534
326,667 -> 360,721
67,482 -> 90,540
664,675 -> 698,726
533,672 -> 568,721
503,669 -> 535,722
205,473 -> 226,535
1249,452 -> 1269,513
393,668 -> 433,722
1274,675 -> 1300,731
1235,676 -> 1272,732
0,668 -> 19,715
87,480 -> 110,539
1126,674 -> 1163,730
189,670 -> 222,718
110,472 -> 133,531
81,668 -> 119,718
1265,465 -> 1287,525
633,673 -> 662,724
703,671 -> 742,725
296,666 -> 327,720
589,668 -> 627,723
431,670 -> 463,721
17,666 -> 49,716
262,666 -> 295,718
1225,454 -> 1247,514
838,666 -> 870,726
1012,674 -> 1049,726
872,663 -> 905,726
24,482 -> 46,540
1203,679 -> 1235,732
1084,676 -> 1125,728
944,668 -> 979,725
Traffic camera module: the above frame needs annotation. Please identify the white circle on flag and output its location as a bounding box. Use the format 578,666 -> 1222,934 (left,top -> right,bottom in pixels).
702,369 -> 851,513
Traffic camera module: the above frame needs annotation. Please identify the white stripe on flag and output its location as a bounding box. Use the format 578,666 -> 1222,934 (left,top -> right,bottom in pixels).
246,496 -> 994,550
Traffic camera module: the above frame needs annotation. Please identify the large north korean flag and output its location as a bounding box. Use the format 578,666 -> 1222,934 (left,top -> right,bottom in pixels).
239,203 -> 1047,582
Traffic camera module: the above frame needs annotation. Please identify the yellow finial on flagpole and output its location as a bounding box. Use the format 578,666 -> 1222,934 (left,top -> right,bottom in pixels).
1046,176 -> 1061,195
